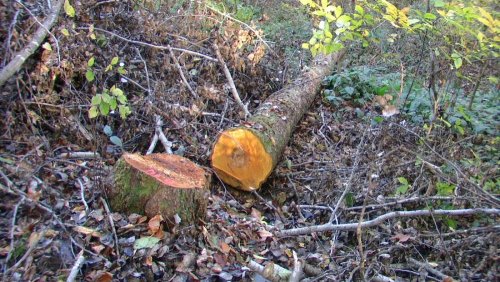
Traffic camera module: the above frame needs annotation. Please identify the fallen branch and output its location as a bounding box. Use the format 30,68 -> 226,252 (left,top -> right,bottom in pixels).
407,258 -> 452,281
0,0 -> 63,87
278,208 -> 500,236
66,250 -> 85,282
167,45 -> 198,98
289,251 -> 303,282
146,115 -> 173,154
58,152 -> 100,159
247,260 -> 291,282
83,27 -> 217,62
212,43 -> 250,118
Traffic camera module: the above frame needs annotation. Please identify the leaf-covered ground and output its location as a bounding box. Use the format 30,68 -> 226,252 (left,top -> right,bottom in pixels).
0,1 -> 498,281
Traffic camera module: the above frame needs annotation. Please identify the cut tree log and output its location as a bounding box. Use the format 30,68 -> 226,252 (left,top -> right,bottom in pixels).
110,153 -> 210,226
211,52 -> 345,191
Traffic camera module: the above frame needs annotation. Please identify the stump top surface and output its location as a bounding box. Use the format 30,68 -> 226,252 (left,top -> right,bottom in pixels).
123,153 -> 207,189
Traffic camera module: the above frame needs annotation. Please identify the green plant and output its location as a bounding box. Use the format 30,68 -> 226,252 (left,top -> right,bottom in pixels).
103,125 -> 123,148
436,181 -> 455,196
89,85 -> 131,119
300,0 -> 373,55
322,67 -> 388,107
395,176 -> 410,196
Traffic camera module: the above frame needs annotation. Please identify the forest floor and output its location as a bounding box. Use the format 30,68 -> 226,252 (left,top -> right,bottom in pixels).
0,0 -> 498,281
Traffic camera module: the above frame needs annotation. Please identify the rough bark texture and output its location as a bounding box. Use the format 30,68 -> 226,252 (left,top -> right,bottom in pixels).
111,153 -> 210,226
212,52 -> 345,191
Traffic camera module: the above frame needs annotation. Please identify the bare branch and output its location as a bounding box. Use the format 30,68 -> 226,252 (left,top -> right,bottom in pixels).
0,0 -> 64,87
278,208 -> 500,236
213,43 -> 251,118
167,45 -> 198,98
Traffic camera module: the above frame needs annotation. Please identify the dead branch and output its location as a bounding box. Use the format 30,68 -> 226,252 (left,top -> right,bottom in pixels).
247,260 -> 291,282
212,43 -> 251,118
289,251 -> 303,282
100,197 -> 120,259
167,45 -> 198,98
66,250 -> 85,282
0,0 -> 63,87
407,258 -> 452,281
85,27 -> 217,62
278,208 -> 500,236
57,152 -> 100,159
146,115 -> 173,154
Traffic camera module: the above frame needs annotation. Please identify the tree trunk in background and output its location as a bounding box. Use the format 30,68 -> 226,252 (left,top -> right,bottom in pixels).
211,52 -> 345,191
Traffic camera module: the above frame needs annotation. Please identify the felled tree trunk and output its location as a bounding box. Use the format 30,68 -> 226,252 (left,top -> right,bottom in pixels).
110,153 -> 210,226
211,52 -> 345,191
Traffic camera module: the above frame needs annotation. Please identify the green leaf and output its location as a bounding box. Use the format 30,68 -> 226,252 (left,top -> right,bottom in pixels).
91,95 -> 101,105
344,192 -> 355,207
117,94 -> 127,104
110,56 -> 119,66
433,0 -> 445,8
109,136 -> 123,147
111,86 -> 124,97
424,13 -> 436,20
117,67 -> 127,75
344,86 -> 355,95
64,0 -> 76,18
87,57 -> 95,67
436,182 -> 455,196
88,106 -> 99,118
397,177 -> 408,185
61,28 -> 70,36
445,218 -> 458,230
99,102 -> 110,116
85,70 -> 95,82
395,185 -> 409,195
301,43 -> 310,49
133,237 -> 160,250
101,93 -> 112,103
118,105 -> 131,119
453,57 -> 462,69
109,98 -> 117,110
355,5 -> 364,15
334,6 -> 343,19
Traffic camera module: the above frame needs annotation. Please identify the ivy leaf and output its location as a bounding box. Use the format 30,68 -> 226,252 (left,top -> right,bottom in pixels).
109,136 -> 123,147
103,125 -> 113,136
64,0 -> 76,18
109,98 -> 117,110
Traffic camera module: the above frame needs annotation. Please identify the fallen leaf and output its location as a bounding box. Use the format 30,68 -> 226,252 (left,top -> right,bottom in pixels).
391,233 -> 411,243
95,271 -> 113,282
73,226 -> 102,238
148,214 -> 164,235
145,255 -> 153,266
220,241 -> 231,254
258,228 -> 273,240
382,105 -> 400,117
134,237 -> 160,250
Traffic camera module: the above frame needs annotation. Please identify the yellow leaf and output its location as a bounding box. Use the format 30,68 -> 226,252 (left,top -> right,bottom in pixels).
42,42 -> 52,51
64,0 -> 76,18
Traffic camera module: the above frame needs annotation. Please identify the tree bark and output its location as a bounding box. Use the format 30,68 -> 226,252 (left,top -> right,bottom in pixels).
110,153 -> 210,226
211,52 -> 345,191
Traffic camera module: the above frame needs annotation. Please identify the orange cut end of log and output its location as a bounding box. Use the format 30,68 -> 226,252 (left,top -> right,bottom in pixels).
211,128 -> 273,191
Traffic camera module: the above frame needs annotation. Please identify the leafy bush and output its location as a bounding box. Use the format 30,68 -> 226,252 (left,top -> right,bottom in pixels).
322,67 -> 390,107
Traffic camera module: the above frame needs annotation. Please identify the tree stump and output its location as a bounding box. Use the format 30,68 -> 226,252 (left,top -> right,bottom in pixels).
110,153 -> 210,226
211,52 -> 345,191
